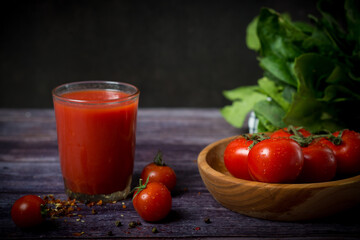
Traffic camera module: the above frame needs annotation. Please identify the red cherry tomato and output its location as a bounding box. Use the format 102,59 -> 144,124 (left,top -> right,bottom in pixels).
11,195 -> 46,228
133,180 -> 172,222
141,151 -> 176,191
223,136 -> 253,180
320,129 -> 360,175
270,127 -> 311,138
297,142 -> 337,183
248,138 -> 304,183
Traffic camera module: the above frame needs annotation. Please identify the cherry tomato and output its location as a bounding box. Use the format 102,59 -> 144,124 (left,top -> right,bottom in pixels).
133,179 -> 172,222
320,129 -> 360,175
297,142 -> 337,183
270,127 -> 311,138
11,195 -> 46,228
141,151 -> 176,191
248,138 -> 304,183
223,136 -> 253,180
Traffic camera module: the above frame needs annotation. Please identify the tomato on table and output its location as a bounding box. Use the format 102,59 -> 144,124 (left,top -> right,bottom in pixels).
297,142 -> 337,183
11,195 -> 46,228
320,129 -> 360,175
140,151 -> 176,191
132,178 -> 172,222
223,136 -> 253,180
248,138 -> 304,183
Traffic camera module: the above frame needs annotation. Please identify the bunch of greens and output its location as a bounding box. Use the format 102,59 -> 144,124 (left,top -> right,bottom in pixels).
221,0 -> 360,133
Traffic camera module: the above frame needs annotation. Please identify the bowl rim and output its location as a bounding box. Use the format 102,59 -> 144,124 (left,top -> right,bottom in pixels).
198,136 -> 360,189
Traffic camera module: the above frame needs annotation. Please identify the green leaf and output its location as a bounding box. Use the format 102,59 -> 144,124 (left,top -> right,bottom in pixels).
221,86 -> 267,128
322,84 -> 360,102
293,53 -> 335,97
325,64 -> 347,84
282,84 -> 297,103
246,16 -> 260,51
259,56 -> 297,87
302,27 -> 335,55
345,0 -> 360,43
256,114 -> 278,132
257,8 -> 305,59
293,21 -> 315,34
317,0 -> 347,37
257,77 -> 291,110
283,94 -> 324,132
345,0 -> 360,80
253,100 -> 287,130
316,0 -> 353,55
256,119 -> 268,133
223,85 -> 261,101
284,53 -> 346,132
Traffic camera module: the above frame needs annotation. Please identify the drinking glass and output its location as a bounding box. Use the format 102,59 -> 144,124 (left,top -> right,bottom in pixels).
52,81 -> 139,202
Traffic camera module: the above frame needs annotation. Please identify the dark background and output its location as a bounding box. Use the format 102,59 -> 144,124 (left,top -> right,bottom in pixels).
0,0 -> 318,108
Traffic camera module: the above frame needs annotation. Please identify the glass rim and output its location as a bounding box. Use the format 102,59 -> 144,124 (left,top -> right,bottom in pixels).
52,81 -> 140,105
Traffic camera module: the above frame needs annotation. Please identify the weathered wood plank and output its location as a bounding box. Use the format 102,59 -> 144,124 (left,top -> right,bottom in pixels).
1,191 -> 359,239
1,109 -> 360,239
0,108 -> 243,145
0,156 -> 205,194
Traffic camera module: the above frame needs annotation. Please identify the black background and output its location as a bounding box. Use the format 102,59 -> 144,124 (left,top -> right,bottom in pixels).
0,0 -> 318,108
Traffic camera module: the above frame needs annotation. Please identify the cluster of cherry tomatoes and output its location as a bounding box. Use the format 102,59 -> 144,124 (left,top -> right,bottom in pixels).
224,127 -> 360,183
11,151 -> 176,228
133,150 -> 176,222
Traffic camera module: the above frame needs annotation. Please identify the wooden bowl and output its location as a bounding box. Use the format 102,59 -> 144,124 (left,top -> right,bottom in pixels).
197,136 -> 360,221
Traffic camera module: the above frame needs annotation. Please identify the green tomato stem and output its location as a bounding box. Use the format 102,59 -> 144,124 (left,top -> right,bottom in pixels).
132,176 -> 150,201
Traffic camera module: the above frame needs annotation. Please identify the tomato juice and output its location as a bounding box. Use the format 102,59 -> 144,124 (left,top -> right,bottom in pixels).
53,82 -> 139,201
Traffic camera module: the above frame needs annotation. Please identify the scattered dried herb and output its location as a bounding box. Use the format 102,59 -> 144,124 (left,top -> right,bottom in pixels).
152,227 -> 158,233
129,221 -> 137,228
86,201 -> 96,207
128,220 -> 142,229
72,232 -> 84,236
204,218 -> 211,224
115,220 -> 122,227
43,195 -> 80,219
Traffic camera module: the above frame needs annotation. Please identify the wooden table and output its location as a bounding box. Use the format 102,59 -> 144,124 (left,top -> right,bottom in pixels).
1,109 -> 360,239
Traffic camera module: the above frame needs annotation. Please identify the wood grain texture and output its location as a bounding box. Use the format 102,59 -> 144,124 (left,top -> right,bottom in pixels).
1,109 -> 360,239
198,136 -> 360,221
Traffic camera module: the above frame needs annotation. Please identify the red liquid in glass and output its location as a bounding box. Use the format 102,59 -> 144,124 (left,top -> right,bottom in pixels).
54,89 -> 138,195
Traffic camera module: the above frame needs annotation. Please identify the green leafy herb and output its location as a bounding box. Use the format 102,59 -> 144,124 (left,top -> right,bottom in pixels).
221,0 -> 360,132
221,86 -> 267,128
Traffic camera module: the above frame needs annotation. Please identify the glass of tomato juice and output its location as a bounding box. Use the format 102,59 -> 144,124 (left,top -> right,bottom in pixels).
52,81 -> 139,202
